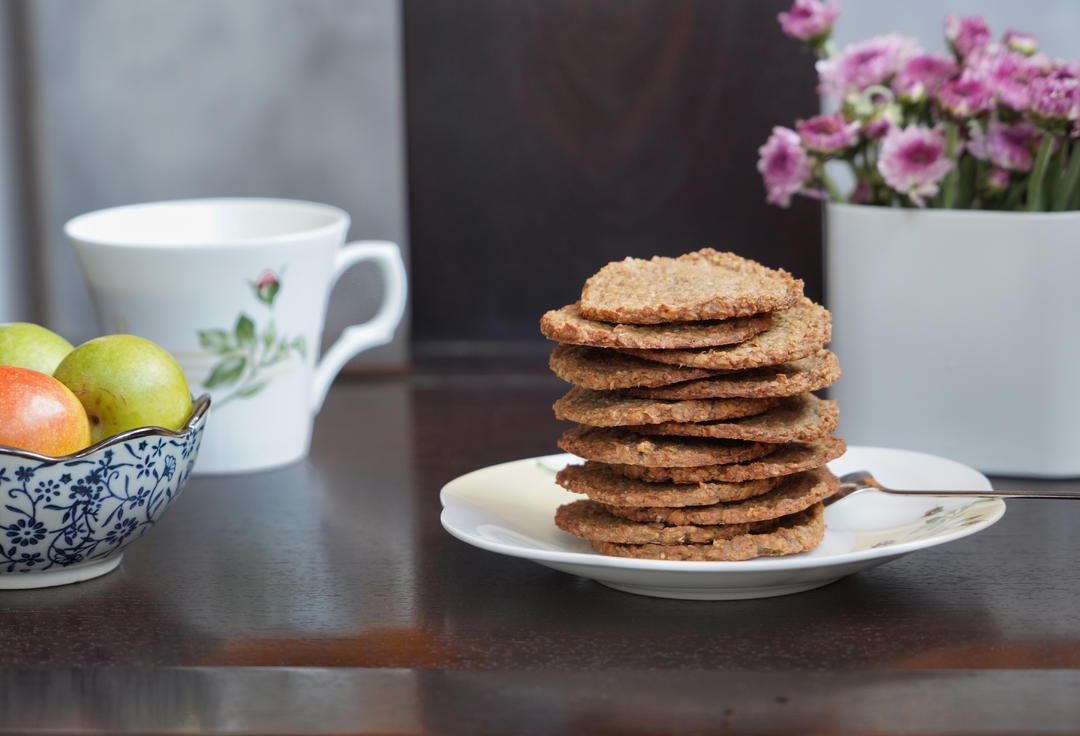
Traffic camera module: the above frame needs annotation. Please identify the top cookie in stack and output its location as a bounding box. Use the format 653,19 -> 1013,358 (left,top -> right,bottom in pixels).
540,249 -> 845,561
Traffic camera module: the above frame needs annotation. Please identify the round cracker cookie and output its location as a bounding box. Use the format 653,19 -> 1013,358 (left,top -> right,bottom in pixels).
549,343 -> 720,390
557,425 -> 776,468
620,350 -> 840,400
556,462 -> 778,506
553,386 -> 778,427
603,467 -> 839,525
579,249 -> 803,324
555,498 -> 795,545
611,436 -> 847,483
588,504 -> 825,561
629,393 -> 838,443
620,298 -> 831,371
540,303 -> 772,350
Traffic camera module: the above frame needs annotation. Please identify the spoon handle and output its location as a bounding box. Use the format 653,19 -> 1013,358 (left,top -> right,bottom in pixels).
839,485 -> 1080,500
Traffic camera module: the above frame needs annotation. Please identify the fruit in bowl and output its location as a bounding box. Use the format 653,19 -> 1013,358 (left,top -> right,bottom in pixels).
0,366 -> 91,456
0,322 -> 74,374
53,334 -> 193,444
0,325 -> 209,588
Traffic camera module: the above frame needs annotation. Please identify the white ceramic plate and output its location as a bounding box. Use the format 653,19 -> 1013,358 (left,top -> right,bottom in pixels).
439,446 -> 1006,600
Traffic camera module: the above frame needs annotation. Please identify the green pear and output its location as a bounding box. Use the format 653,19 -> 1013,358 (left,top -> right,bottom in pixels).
53,334 -> 192,443
0,322 -> 74,375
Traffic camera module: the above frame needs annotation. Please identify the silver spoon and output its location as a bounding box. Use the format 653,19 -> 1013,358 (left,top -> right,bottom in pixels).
826,470 -> 1080,505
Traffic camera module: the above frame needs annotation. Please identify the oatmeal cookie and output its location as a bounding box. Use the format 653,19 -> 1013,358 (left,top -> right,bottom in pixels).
557,425 -> 776,467
588,504 -> 825,561
541,303 -> 772,349
611,436 -> 846,483
629,393 -> 838,443
620,350 -> 840,400
620,298 -> 830,371
579,249 -> 803,324
553,386 -> 778,427
603,467 -> 839,525
556,462 -> 779,506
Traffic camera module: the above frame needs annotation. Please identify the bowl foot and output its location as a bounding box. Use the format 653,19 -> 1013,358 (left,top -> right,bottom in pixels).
0,554 -> 123,590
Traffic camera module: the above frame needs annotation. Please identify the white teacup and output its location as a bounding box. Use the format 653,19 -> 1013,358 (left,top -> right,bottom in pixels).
64,198 -> 407,474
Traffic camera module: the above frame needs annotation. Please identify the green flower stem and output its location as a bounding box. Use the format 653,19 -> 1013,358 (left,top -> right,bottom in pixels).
1001,179 -> 1026,210
1027,135 -> 1056,211
942,122 -> 960,209
971,158 -> 988,209
1052,139 -> 1080,211
957,154 -> 977,209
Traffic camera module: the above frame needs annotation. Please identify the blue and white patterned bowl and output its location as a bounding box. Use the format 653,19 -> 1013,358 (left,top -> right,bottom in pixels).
0,395 -> 210,589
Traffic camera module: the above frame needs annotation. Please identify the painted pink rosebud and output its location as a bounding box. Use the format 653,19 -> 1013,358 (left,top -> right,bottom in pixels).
936,75 -> 995,119
777,0 -> 840,43
892,53 -> 958,103
1003,30 -> 1037,56
757,127 -> 813,208
816,33 -> 921,101
796,114 -> 860,154
944,14 -> 991,59
877,124 -> 955,207
968,119 -> 1037,172
253,269 -> 281,305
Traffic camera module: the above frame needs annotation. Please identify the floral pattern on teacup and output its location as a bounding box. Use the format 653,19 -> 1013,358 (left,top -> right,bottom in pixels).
198,269 -> 307,407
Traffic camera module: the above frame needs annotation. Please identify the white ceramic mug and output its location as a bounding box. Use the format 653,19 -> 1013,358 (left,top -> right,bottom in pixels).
64,198 -> 407,474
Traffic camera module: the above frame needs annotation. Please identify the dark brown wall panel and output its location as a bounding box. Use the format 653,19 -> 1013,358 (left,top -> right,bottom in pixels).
404,0 -> 821,358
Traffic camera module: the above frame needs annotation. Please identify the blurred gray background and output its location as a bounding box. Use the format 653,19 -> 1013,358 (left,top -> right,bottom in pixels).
0,0 -> 1075,368
0,0 -> 408,366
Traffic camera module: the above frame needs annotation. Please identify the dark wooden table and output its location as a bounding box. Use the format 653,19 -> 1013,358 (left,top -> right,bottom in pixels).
1,366 -> 1079,734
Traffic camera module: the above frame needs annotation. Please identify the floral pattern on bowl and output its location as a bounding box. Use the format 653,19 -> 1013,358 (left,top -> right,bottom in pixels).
0,395 -> 209,584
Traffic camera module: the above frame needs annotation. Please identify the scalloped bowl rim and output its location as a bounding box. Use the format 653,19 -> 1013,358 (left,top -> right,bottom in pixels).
0,394 -> 211,462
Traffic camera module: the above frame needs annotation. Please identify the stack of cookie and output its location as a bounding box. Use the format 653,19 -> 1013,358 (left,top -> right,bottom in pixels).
540,249 -> 844,561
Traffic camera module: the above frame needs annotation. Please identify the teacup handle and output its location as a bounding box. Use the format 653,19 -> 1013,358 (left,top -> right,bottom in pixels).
311,240 -> 407,413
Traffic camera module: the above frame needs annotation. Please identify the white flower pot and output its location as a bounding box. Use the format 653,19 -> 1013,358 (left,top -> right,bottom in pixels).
825,202 -> 1080,477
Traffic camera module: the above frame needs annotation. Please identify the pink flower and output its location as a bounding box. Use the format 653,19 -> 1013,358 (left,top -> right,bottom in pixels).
757,127 -> 813,208
944,14 -> 991,59
966,48 -> 1047,112
851,179 -> 873,204
777,0 -> 840,43
864,114 -> 896,140
1055,58 -> 1080,78
892,53 -> 958,103
1031,73 -> 1080,123
877,125 -> 955,207
968,119 -> 1037,171
936,75 -> 995,119
816,33 -> 922,100
985,167 -> 1011,193
796,114 -> 860,154
1003,30 -> 1037,56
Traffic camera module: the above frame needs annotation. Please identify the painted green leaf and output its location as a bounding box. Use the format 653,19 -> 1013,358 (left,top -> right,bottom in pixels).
264,343 -> 288,366
291,336 -> 307,359
263,322 -> 276,348
204,355 -> 246,388
198,329 -> 231,353
235,314 -> 256,348
236,380 -> 269,398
